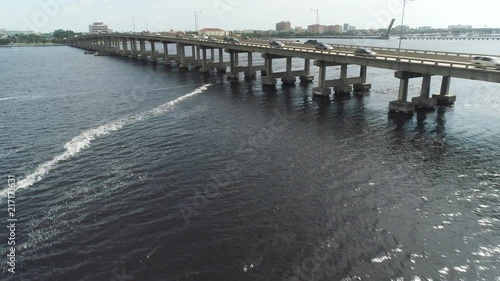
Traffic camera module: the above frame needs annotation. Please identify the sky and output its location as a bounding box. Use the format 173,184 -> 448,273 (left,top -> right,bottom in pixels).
1,0 -> 499,33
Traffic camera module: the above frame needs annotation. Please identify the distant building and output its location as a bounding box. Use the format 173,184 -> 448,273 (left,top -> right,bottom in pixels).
343,23 -> 351,32
295,26 -> 305,34
199,28 -> 227,37
448,25 -> 472,30
276,21 -> 292,32
308,24 -> 326,34
418,26 -> 432,31
89,22 -> 110,34
327,25 -> 342,33
242,29 -> 255,34
0,28 -> 35,35
393,25 -> 411,33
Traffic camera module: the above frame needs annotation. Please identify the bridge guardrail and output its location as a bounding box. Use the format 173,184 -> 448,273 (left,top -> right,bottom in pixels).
70,34 -> 498,72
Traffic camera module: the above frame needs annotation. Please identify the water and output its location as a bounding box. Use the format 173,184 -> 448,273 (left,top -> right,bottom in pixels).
0,40 -> 499,281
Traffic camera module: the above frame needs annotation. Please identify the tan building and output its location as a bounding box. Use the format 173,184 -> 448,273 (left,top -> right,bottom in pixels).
276,21 -> 292,32
327,25 -> 343,33
307,24 -> 326,34
198,28 -> 227,37
295,26 -> 305,34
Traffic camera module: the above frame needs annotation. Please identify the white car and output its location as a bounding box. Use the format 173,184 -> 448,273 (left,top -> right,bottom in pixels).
471,56 -> 500,69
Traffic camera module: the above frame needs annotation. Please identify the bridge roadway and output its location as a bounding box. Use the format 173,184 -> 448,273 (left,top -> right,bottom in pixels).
68,33 -> 500,114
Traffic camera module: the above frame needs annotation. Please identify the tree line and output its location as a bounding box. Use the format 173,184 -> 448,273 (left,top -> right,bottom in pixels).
0,29 -> 79,45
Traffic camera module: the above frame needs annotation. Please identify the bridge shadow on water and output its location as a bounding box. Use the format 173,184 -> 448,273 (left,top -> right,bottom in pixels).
104,56 -> 452,159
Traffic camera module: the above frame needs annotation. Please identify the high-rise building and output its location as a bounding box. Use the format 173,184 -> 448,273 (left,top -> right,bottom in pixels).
276,21 -> 292,32
88,22 -> 110,34
343,23 -> 351,32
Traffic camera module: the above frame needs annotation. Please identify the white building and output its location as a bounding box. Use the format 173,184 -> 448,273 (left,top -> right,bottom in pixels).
89,22 -> 110,34
198,28 -> 226,37
448,25 -> 472,30
0,28 -> 34,35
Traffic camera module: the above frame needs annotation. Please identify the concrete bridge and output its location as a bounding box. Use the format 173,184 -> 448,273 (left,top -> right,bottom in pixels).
67,33 -> 500,114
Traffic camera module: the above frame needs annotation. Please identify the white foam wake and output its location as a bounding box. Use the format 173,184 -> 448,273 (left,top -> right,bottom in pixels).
1,84 -> 211,198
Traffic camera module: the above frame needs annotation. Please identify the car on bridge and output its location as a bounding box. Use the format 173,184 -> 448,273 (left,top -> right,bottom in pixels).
270,40 -> 285,48
224,37 -> 240,43
304,39 -> 319,46
316,43 -> 333,50
471,56 -> 500,69
354,48 -> 377,58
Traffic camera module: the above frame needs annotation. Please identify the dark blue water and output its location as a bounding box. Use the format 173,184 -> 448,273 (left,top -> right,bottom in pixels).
0,40 -> 499,281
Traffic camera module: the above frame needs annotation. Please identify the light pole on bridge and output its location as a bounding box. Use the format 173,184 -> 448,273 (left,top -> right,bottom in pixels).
310,8 -> 319,25
194,10 -> 202,32
132,16 -> 138,33
397,0 -> 414,61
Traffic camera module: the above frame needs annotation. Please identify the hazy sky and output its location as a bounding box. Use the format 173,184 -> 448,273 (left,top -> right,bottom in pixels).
2,0 -> 499,33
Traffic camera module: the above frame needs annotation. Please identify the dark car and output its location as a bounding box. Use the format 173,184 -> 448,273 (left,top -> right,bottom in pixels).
354,48 -> 377,57
304,39 -> 319,45
224,37 -> 240,43
269,40 -> 285,48
316,43 -> 333,50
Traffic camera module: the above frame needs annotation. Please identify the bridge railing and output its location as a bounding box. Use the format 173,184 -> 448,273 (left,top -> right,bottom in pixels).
71,34 -> 494,71
75,33 -> 499,58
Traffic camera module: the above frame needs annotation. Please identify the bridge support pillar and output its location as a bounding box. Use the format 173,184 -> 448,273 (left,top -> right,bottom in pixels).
150,41 -> 157,62
139,40 -> 146,60
217,48 -> 226,73
412,74 -> 437,109
353,65 -> 372,92
178,44 -> 189,69
282,57 -> 297,85
432,76 -> 456,106
334,64 -> 353,94
121,38 -> 128,57
262,56 -> 277,86
211,49 -> 216,63
163,42 -> 170,65
244,52 -> 256,79
389,72 -> 415,114
300,58 -> 314,83
313,60 -> 332,96
129,39 -> 136,58
227,51 -> 239,80
200,48 -> 210,73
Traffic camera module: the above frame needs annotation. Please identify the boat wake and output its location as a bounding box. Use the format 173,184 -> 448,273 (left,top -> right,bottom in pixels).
0,84 -> 212,200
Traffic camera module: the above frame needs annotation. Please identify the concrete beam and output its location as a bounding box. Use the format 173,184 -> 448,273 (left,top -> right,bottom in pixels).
324,77 -> 363,87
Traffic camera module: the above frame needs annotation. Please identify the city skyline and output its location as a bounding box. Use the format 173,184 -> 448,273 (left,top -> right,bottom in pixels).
2,0 -> 500,33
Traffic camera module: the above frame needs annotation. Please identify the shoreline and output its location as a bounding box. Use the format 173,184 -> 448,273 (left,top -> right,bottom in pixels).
0,44 -> 66,48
